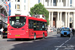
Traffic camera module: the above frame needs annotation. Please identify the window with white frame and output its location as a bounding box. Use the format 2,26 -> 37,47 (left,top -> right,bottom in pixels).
24,0 -> 26,3
38,0 -> 40,3
17,5 -> 20,9
53,0 -> 56,6
17,0 -> 20,2
24,5 -> 26,10
70,0 -> 72,7
15,5 -> 16,9
8,0 -> 9,1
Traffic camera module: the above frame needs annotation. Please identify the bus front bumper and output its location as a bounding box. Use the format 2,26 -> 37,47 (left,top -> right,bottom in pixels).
7,35 -> 29,39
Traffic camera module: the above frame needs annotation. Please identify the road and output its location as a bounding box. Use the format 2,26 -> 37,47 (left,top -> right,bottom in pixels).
0,31 -> 75,50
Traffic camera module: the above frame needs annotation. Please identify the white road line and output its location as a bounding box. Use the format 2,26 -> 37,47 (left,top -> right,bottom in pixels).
55,37 -> 72,50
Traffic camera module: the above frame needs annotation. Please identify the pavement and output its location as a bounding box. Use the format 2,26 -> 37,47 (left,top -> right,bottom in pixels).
48,31 -> 57,36
0,34 -> 2,39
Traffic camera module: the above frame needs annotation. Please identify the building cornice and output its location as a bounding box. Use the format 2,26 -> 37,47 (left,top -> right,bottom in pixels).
45,6 -> 75,9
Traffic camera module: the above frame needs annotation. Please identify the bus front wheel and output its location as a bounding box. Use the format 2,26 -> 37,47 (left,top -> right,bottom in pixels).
43,33 -> 45,39
34,33 -> 36,40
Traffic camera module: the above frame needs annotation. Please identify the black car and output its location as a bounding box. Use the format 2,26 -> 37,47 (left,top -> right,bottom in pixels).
1,28 -> 7,38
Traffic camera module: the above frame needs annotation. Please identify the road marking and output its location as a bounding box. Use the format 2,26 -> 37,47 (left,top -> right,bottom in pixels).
55,37 -> 72,50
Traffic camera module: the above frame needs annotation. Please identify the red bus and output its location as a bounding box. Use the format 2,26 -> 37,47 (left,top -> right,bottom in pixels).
7,15 -> 47,40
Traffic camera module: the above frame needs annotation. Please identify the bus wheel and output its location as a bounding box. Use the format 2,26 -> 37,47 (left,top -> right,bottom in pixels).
34,34 -> 36,40
43,33 -> 45,39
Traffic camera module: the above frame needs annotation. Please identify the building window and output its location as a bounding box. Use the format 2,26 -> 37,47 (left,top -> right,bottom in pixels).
2,0 -> 4,2
24,0 -> 26,3
70,0 -> 72,4
59,0 -> 61,2
24,5 -> 26,10
47,0 -> 49,6
70,5 -> 72,7
17,0 -> 20,2
15,5 -> 16,9
8,0 -> 9,1
38,0 -> 40,3
17,5 -> 20,9
70,0 -> 72,7
53,0 -> 56,6
70,17 -> 72,22
5,17 -> 7,22
15,14 -> 20,15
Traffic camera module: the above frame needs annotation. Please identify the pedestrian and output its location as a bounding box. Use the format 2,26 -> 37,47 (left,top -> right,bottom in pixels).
72,28 -> 74,36
1,27 -> 3,35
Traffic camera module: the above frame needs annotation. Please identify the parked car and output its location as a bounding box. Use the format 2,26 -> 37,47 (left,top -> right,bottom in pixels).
60,27 -> 70,37
1,28 -> 7,38
48,28 -> 53,32
57,28 -> 61,34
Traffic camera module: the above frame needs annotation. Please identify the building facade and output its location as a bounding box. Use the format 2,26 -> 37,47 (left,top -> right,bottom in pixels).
5,0 -> 38,16
2,0 -> 75,28
9,0 -> 29,16
0,0 -> 8,28
39,0 -> 75,28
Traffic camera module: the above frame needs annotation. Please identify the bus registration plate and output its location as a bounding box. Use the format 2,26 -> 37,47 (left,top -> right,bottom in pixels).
15,35 -> 20,36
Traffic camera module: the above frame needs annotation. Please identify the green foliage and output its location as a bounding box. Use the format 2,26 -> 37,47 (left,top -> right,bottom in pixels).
30,3 -> 49,25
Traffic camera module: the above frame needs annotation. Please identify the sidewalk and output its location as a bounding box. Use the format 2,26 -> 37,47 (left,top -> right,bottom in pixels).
47,31 -> 57,37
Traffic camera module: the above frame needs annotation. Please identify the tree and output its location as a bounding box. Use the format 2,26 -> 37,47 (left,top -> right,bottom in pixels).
30,3 -> 49,25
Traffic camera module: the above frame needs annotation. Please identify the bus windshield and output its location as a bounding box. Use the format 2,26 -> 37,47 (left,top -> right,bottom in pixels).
9,16 -> 26,28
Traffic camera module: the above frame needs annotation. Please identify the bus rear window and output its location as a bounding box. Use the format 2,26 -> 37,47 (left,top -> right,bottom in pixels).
9,16 -> 26,28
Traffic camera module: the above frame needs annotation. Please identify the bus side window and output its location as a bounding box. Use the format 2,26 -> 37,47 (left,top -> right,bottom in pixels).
45,22 -> 47,30
41,22 -> 47,30
36,21 -> 40,30
39,22 -> 42,30
29,20 -> 33,29
42,22 -> 45,30
33,21 -> 37,30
